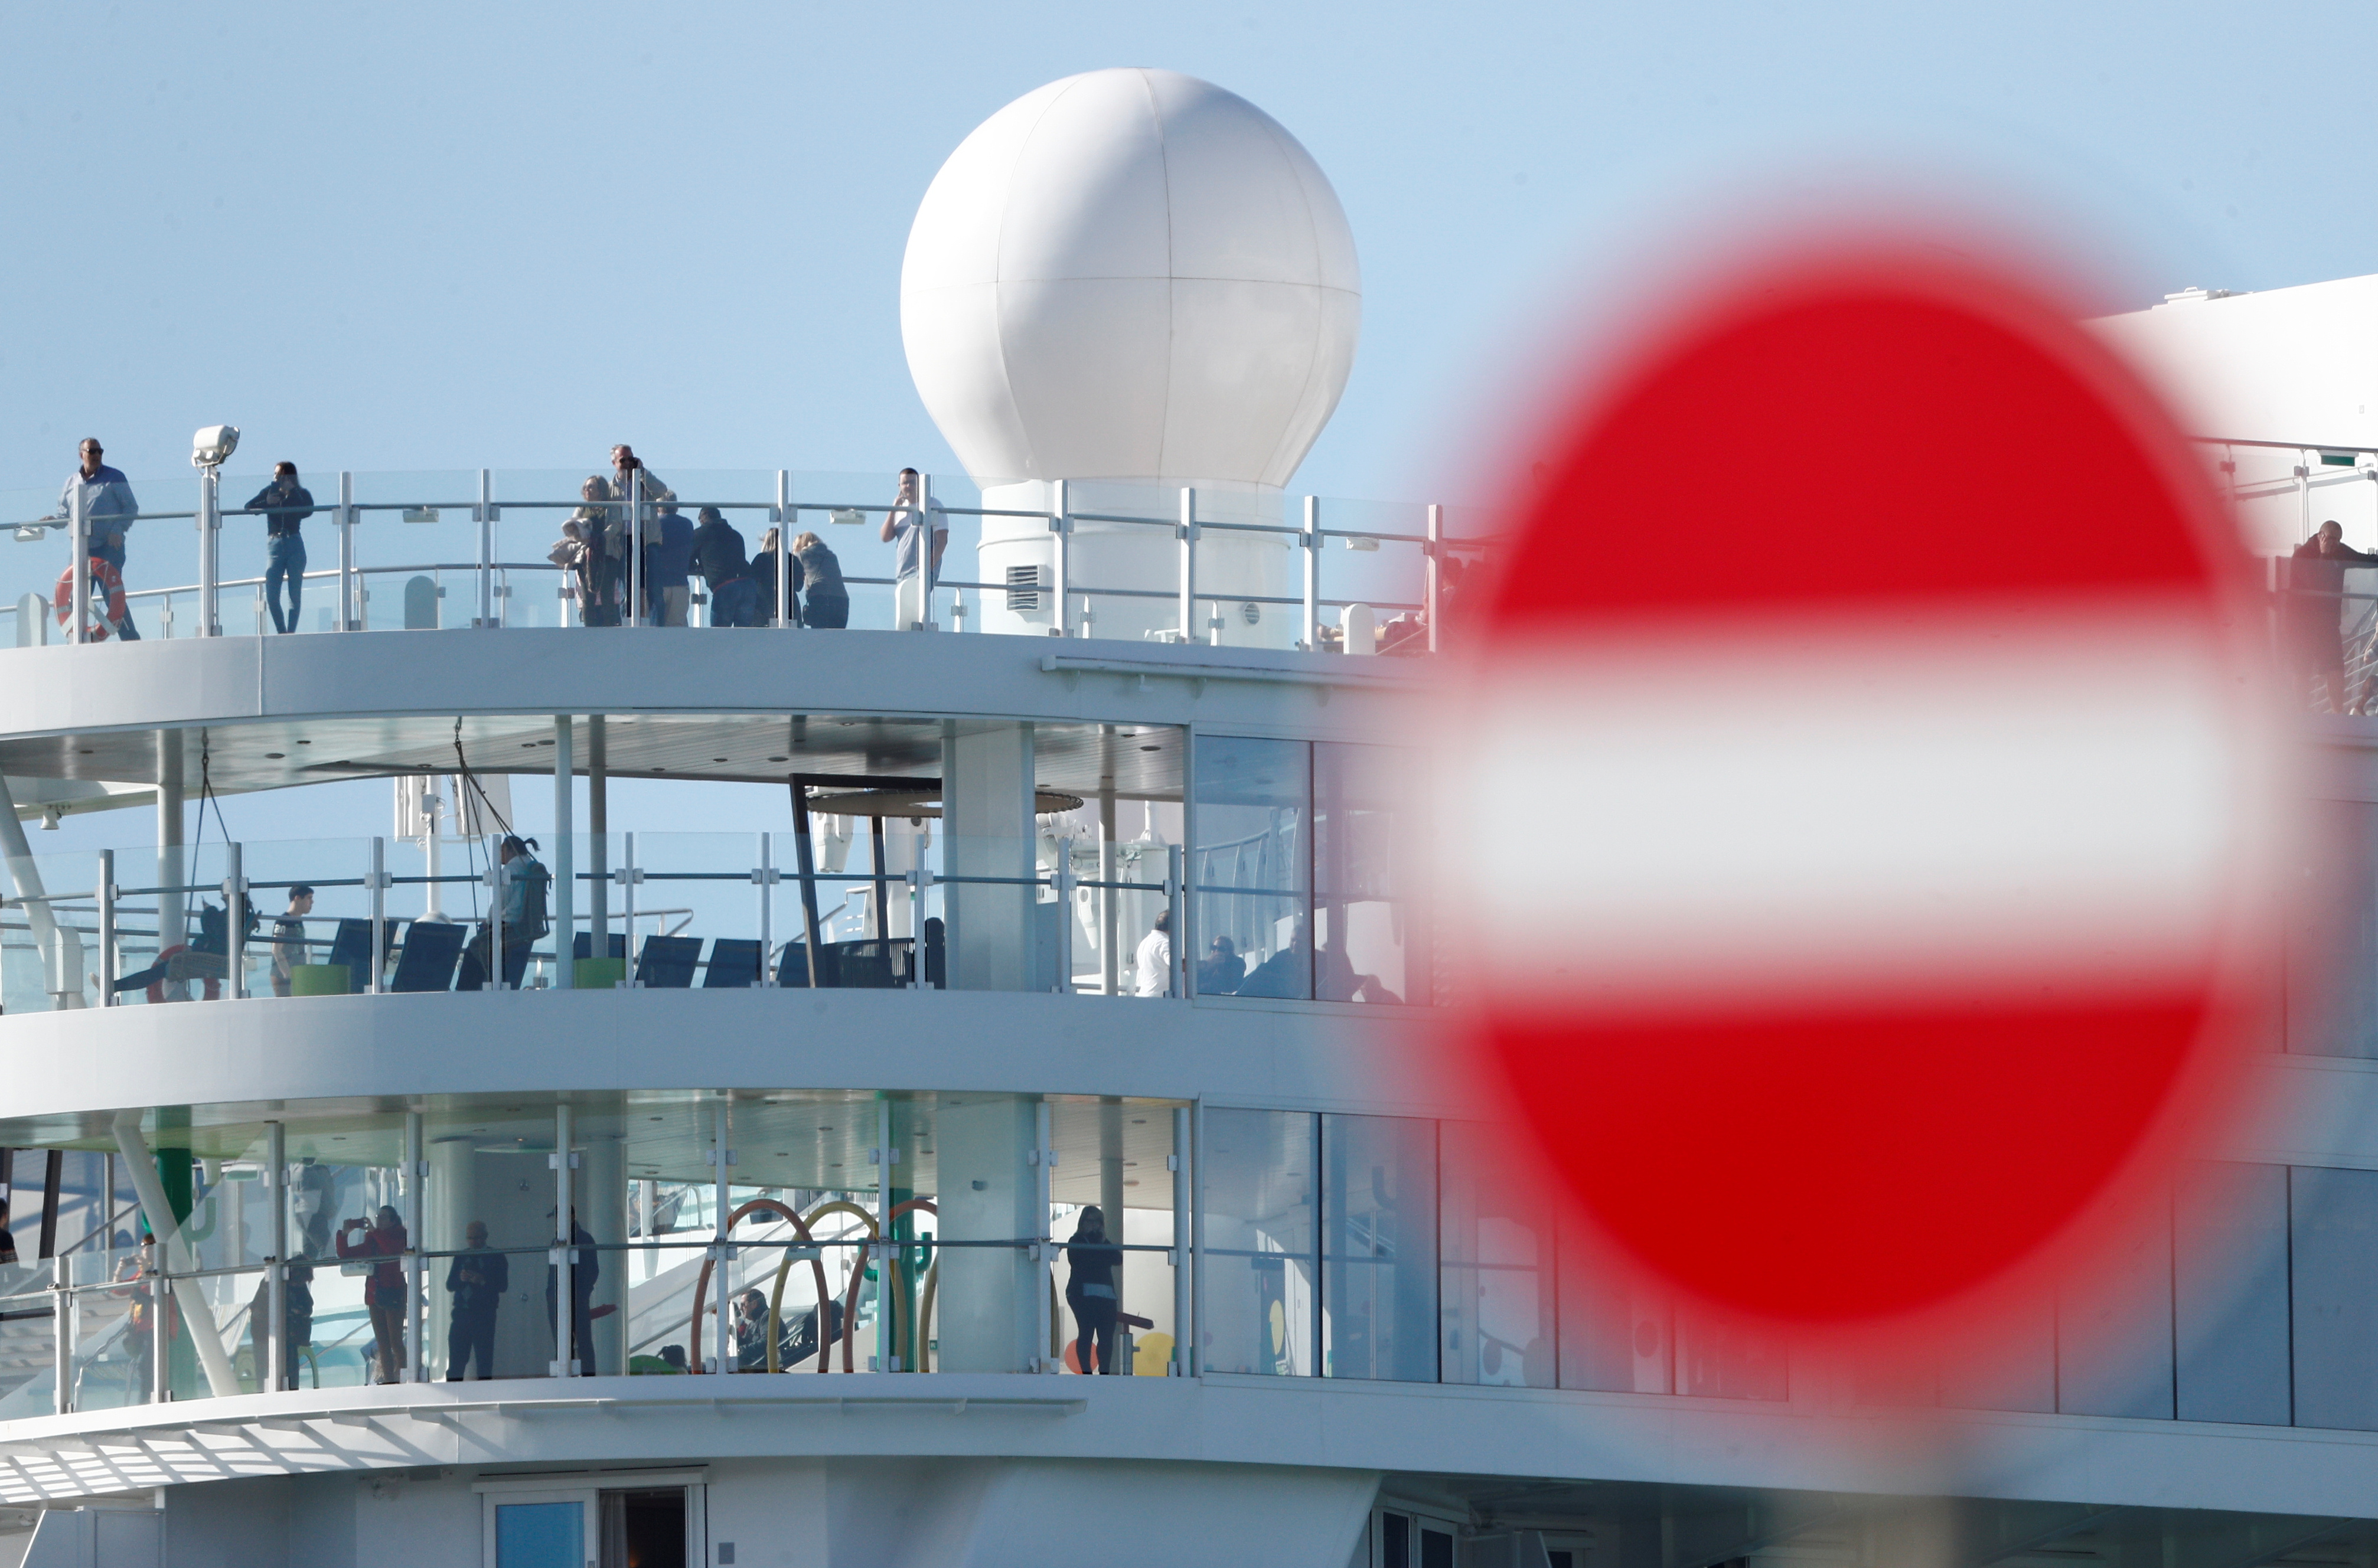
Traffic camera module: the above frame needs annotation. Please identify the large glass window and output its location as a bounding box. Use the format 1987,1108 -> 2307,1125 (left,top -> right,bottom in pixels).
1438,1122 -> 1554,1389
1200,1109 -> 1317,1376
2291,1164 -> 2378,1430
1192,739 -> 1310,999
1314,742 -> 1429,1005
2057,1203 -> 2174,1419
2174,1160 -> 2291,1425
1322,1115 -> 1437,1383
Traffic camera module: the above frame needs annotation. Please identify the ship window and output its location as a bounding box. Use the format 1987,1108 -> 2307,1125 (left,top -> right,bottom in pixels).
1200,1108 -> 1317,1376
1322,1113 -> 1438,1383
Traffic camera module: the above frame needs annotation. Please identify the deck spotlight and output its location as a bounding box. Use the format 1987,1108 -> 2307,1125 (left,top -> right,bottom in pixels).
191,424 -> 240,469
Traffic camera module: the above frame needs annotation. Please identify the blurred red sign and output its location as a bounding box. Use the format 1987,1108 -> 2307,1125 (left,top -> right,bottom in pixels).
1460,243 -> 2278,1324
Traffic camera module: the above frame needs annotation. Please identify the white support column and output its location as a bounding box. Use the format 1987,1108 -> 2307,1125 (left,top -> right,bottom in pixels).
266,1121 -> 286,1391
1052,839 -> 1074,995
553,1103 -> 575,1377
110,1112 -> 239,1398
1300,494 -> 1321,652
1177,488 -> 1196,642
621,831 -> 638,981
1051,480 -> 1071,638
53,1263 -> 71,1415
1172,1106 -> 1192,1376
553,717 -> 574,989
158,733 -> 185,961
711,1100 -> 732,1376
0,774 -> 64,1009
404,1111 -> 423,1381
338,471 -> 357,631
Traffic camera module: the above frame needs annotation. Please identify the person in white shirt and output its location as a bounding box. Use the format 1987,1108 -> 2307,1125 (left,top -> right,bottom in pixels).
1133,908 -> 1173,997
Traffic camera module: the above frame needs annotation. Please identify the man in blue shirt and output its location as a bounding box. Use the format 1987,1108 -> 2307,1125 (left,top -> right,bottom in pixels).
642,502 -> 696,626
57,439 -> 141,639
878,468 -> 947,631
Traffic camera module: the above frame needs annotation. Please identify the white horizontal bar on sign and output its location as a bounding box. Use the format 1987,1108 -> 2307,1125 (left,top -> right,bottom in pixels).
1456,599 -> 2268,1016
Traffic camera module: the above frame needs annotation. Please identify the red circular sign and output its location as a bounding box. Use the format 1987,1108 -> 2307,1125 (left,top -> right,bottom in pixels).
1458,243 -> 2276,1324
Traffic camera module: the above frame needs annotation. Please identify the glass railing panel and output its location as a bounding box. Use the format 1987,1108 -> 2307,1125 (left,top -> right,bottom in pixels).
1045,1204 -> 1182,1376
63,1255 -> 151,1412
230,837 -> 379,999
0,846 -> 102,1014
0,1268 -> 58,1420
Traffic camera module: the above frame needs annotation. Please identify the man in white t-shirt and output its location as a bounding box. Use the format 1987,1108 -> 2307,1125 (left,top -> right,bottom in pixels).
1133,908 -> 1173,997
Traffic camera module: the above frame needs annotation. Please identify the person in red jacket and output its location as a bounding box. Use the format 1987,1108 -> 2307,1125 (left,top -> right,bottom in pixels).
337,1206 -> 410,1384
51,556 -> 129,641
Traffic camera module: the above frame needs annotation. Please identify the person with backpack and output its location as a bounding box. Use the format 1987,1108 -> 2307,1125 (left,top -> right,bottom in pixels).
460,835 -> 549,989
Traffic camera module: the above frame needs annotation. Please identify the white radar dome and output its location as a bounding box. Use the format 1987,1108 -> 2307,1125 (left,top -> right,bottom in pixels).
900,68 -> 1361,488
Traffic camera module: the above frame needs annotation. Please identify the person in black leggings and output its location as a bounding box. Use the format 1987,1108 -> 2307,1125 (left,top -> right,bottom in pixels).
1064,1206 -> 1125,1374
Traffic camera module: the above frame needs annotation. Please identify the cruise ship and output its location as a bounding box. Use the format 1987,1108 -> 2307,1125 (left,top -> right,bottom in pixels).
3,64 -> 2378,1568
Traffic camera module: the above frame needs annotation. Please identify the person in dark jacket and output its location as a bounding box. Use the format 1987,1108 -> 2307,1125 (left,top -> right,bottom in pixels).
445,1220 -> 508,1380
1064,1206 -> 1125,1374
752,527 -> 804,627
244,463 -> 317,633
2289,520 -> 2378,712
643,503 -> 696,626
791,531 -> 849,629
545,1208 -> 601,1376
247,1254 -> 316,1389
691,508 -> 759,627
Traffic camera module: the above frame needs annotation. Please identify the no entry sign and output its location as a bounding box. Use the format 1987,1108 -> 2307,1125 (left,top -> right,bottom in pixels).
1457,244 -> 2280,1324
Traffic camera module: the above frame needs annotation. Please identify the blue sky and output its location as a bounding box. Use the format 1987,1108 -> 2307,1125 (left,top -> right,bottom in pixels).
2,0 -> 2369,504
4,0 -> 2372,852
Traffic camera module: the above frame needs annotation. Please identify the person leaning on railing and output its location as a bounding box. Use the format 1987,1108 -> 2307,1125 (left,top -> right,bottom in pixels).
691,507 -> 759,627
53,439 -> 141,639
791,530 -> 849,628
752,527 -> 803,626
244,463 -> 317,635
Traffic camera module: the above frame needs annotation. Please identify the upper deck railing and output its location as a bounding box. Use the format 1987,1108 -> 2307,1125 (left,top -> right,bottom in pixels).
2,466 -> 1498,657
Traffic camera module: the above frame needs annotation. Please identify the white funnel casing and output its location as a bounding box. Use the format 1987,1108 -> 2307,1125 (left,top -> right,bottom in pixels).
901,68 -> 1361,646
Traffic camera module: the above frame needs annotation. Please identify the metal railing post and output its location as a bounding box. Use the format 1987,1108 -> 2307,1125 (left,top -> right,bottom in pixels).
1177,488 -> 1197,642
224,841 -> 245,999
68,483 -> 89,646
1053,840 -> 1074,994
1051,480 -> 1071,638
266,1119 -> 286,1390
627,471 -> 644,628
1300,495 -> 1321,651
621,831 -> 638,982
775,471 -> 792,628
200,467 -> 222,638
755,834 -> 776,984
404,1110 -> 423,1380
151,1241 -> 169,1403
554,1103 -> 575,1377
1425,502 -> 1443,654
1166,844 -> 1184,998
477,469 -> 495,628
1033,1101 -> 1053,1371
490,834 -> 507,991
918,471 -> 934,632
553,717 -> 574,990
711,1100 -> 732,1376
368,836 -> 387,994
52,1266 -> 71,1415
875,1100 -> 895,1369
1172,1105 -> 1192,1375
338,472 -> 357,630
96,850 -> 115,1006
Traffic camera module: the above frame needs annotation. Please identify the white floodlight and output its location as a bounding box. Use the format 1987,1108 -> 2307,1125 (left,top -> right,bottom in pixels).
191,425 -> 240,468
